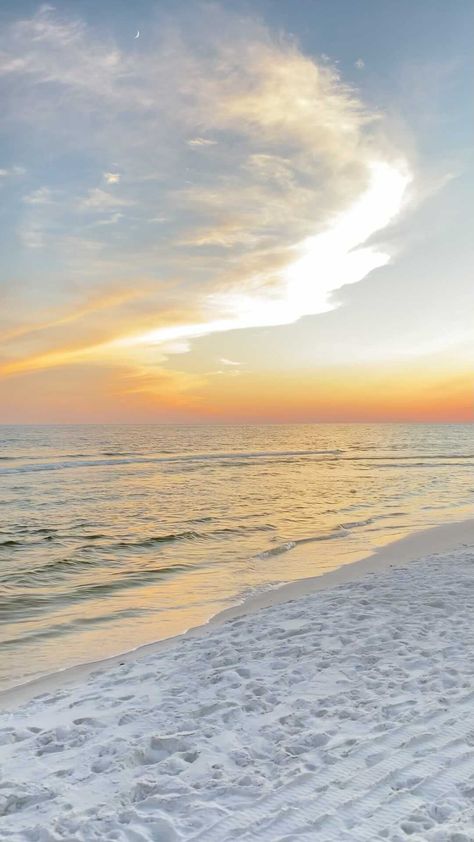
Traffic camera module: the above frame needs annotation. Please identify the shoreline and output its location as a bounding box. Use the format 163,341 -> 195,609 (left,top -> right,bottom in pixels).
2,515 -> 473,713
2,518 -> 474,839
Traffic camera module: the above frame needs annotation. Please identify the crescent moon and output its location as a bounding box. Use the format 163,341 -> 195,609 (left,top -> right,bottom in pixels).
135,30 -> 140,39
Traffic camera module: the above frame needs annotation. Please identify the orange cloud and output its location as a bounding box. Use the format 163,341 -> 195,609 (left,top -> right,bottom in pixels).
1,289 -> 139,345
1,353 -> 470,424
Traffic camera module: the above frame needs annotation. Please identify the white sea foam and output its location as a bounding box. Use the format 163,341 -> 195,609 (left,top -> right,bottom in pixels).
256,528 -> 350,559
1,531 -> 474,841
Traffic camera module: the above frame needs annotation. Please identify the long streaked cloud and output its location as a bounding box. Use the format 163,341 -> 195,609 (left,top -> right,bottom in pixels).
0,3 -> 412,382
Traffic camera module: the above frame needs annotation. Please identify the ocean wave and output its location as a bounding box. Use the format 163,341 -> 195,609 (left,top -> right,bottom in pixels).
344,455 -> 474,462
364,461 -> 474,469
32,527 -> 59,534
0,523 -> 277,558
74,564 -> 194,597
0,448 -> 344,476
100,451 -> 143,457
257,541 -> 297,559
211,524 -> 276,536
111,523 -> 277,551
339,518 -> 373,529
256,527 -> 349,559
113,531 -> 202,549
1,607 -> 148,647
0,563 -> 195,615
81,533 -> 107,540
2,448 -> 472,477
0,555 -> 100,586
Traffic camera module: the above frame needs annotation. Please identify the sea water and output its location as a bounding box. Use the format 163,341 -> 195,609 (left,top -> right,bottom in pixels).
0,423 -> 472,690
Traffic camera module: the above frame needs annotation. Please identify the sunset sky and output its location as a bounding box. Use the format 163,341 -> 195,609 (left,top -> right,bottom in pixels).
1,0 -> 472,423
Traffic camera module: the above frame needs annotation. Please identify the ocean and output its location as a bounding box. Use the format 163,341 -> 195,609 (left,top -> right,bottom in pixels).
0,423 -> 472,691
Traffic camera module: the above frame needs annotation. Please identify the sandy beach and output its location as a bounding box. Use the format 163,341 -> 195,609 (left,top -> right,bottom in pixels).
1,519 -> 474,841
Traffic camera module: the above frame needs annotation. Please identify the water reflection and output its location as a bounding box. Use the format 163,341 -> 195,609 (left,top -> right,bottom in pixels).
0,423 -> 472,689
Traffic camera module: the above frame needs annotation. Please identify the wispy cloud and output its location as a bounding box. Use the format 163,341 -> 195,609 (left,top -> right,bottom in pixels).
187,137 -> 218,147
78,188 -> 132,211
23,186 -> 54,205
0,4 -> 412,385
0,165 -> 25,178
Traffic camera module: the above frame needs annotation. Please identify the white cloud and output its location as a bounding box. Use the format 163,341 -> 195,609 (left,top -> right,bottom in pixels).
206,368 -> 241,377
118,160 -> 411,352
93,212 -> 124,226
104,171 -> 121,184
79,188 -> 132,211
187,137 -> 218,147
0,165 -> 25,178
23,186 -> 54,205
220,358 -> 241,366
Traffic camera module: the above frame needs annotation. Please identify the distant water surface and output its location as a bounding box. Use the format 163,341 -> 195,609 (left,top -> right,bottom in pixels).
0,423 -> 472,691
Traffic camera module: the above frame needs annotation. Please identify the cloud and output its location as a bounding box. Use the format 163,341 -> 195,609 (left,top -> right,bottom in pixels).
220,358 -> 241,366
104,171 -> 121,184
206,368 -> 241,377
0,4 -> 412,384
1,288 -> 139,346
23,186 -> 54,205
0,165 -> 25,178
187,137 -> 218,147
79,188 -> 132,211
354,58 -> 365,70
93,212 -> 124,226
122,160 -> 411,352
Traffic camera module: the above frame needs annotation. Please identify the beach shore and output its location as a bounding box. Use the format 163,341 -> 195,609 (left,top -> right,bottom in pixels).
1,519 -> 473,840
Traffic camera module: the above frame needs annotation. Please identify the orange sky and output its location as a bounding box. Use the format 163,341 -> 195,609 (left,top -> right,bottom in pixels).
1,353 -> 471,424
0,5 -> 472,424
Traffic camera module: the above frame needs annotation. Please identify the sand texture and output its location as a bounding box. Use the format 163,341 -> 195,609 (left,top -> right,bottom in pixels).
1,540 -> 474,840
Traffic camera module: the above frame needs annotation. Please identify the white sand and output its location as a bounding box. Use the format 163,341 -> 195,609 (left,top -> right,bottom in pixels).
1,520 -> 474,841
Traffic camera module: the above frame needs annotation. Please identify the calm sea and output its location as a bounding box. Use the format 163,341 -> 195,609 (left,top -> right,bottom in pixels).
0,423 -> 472,691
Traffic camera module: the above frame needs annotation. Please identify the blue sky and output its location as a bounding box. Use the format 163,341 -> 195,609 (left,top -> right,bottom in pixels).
0,1 -> 472,421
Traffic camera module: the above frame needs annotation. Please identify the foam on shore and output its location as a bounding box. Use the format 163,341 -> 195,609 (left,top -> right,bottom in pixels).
0,519 -> 473,840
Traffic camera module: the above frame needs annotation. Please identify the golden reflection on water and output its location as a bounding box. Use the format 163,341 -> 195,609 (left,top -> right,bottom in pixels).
0,423 -> 473,690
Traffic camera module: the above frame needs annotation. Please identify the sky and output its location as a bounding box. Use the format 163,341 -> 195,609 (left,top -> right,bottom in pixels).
0,0 -> 472,423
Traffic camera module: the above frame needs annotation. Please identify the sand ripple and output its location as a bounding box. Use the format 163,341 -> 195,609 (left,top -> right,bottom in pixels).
2,548 -> 474,840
